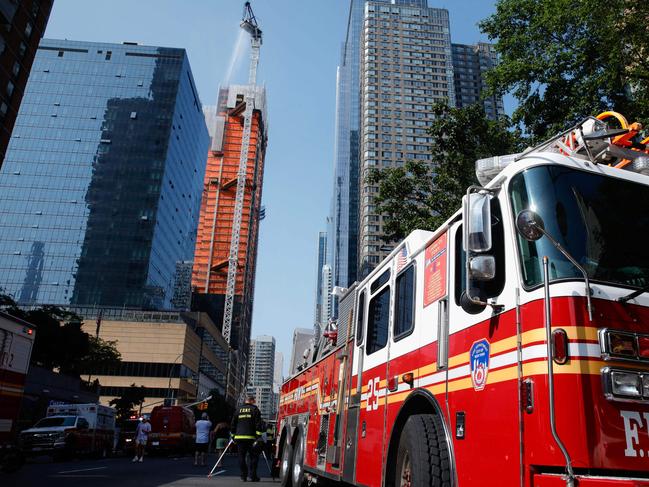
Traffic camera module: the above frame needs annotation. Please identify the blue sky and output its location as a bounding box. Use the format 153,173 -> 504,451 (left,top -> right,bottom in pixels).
46,0 -> 502,374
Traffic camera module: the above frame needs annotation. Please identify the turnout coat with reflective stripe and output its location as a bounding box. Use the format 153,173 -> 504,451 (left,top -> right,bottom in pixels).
231,404 -> 262,440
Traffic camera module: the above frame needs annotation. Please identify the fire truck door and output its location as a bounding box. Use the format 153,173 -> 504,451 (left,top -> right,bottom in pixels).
446,218 -> 521,484
355,272 -> 391,487
342,289 -> 366,484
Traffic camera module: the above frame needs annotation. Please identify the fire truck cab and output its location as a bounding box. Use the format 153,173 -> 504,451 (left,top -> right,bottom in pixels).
276,113 -> 649,486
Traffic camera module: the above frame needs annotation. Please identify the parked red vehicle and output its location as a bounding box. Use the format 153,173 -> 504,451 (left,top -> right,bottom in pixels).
148,406 -> 194,454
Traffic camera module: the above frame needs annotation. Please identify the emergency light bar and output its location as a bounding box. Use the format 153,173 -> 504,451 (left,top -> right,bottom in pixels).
475,153 -> 521,186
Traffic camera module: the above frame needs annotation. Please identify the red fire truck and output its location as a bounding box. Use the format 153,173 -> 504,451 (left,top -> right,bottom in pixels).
0,311 -> 35,472
276,112 -> 649,486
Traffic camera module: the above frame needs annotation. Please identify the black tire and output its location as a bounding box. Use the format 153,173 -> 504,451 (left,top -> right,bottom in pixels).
394,414 -> 451,487
291,431 -> 305,487
279,435 -> 293,487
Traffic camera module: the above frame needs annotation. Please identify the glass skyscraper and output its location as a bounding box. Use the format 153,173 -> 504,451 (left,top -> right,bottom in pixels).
0,39 -> 209,309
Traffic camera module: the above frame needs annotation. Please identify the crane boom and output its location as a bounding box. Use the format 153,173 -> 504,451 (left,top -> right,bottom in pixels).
221,1 -> 262,346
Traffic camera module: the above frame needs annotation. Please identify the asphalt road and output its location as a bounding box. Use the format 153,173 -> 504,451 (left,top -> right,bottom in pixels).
2,451 -> 277,487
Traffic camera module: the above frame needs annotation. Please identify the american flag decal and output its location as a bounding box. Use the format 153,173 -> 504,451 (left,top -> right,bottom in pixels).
395,245 -> 408,273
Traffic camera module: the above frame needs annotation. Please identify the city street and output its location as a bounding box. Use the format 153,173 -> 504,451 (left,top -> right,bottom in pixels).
3,452 -> 276,486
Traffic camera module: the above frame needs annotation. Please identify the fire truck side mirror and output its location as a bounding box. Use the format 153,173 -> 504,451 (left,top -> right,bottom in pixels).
468,255 -> 496,281
460,290 -> 486,314
464,192 -> 493,253
515,210 -> 545,242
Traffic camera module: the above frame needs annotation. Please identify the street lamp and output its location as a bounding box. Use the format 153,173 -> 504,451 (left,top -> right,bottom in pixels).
166,353 -> 185,405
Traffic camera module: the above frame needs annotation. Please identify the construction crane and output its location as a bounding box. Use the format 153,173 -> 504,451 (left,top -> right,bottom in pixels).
221,1 -> 262,347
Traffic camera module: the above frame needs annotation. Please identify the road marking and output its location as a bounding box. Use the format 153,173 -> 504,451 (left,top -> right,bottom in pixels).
52,475 -> 108,478
57,466 -> 108,474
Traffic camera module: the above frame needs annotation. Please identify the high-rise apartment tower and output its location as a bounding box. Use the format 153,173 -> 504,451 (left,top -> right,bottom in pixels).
328,1 -> 503,287
247,335 -> 276,421
452,42 -> 504,120
0,0 -> 53,168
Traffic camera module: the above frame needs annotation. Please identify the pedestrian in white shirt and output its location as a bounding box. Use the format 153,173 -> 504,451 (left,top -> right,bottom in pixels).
133,417 -> 151,463
194,413 -> 212,466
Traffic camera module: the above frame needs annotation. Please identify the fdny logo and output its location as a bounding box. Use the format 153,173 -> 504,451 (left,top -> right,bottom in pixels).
470,339 -> 490,391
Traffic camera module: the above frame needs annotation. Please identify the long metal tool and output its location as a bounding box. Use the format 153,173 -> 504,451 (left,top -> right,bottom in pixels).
261,449 -> 274,481
207,438 -> 234,479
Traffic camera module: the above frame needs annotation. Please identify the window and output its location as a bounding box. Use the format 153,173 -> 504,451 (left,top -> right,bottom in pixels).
370,268 -> 390,293
24,22 -> 32,38
367,285 -> 390,355
105,51 -> 112,61
394,265 -> 415,339
356,290 -> 366,344
454,198 -> 506,305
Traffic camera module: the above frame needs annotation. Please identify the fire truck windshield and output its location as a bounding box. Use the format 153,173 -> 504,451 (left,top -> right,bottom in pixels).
509,164 -> 649,290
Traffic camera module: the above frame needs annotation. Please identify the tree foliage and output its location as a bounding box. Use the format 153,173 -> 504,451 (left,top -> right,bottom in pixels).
79,336 -> 122,373
205,389 -> 235,424
367,159 -> 438,242
480,0 -> 649,140
368,103 -> 522,241
0,294 -> 121,376
109,384 -> 147,422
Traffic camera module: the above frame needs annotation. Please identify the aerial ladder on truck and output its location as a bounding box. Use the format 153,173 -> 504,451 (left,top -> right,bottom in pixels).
222,2 -> 262,402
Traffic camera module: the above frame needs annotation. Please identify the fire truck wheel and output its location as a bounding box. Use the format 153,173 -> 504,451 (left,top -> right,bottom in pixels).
395,414 -> 451,487
279,435 -> 294,487
291,431 -> 306,487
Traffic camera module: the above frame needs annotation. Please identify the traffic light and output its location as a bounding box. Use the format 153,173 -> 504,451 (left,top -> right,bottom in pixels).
197,401 -> 208,411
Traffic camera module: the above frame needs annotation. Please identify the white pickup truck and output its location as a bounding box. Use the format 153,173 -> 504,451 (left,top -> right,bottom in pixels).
20,403 -> 115,458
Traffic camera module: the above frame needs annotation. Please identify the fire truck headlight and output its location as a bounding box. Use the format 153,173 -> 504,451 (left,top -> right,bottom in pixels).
641,375 -> 649,398
611,370 -> 642,398
608,332 -> 637,358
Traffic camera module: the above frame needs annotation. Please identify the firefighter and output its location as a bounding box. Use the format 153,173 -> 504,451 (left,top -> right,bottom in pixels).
264,422 -> 275,460
231,395 -> 263,482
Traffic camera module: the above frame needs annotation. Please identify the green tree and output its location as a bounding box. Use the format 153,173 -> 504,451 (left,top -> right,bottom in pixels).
480,0 -> 649,140
78,336 -> 122,373
0,295 -> 121,377
109,384 -> 147,422
205,389 -> 234,424
368,103 -> 523,241
23,305 -> 89,374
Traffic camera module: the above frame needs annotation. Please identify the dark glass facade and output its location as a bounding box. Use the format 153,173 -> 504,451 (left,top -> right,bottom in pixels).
0,0 -> 53,168
0,39 -> 209,309
452,43 -> 505,120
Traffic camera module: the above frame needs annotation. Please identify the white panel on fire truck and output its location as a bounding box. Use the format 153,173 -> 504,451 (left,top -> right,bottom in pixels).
0,330 -> 32,375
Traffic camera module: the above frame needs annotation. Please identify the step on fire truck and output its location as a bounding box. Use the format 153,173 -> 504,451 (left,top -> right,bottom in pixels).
276,112 -> 649,487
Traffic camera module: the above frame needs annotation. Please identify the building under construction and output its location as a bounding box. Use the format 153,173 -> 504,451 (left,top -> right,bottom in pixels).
192,83 -> 267,402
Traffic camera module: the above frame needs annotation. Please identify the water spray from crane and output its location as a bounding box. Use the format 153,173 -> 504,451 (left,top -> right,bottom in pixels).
221,1 -> 263,402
